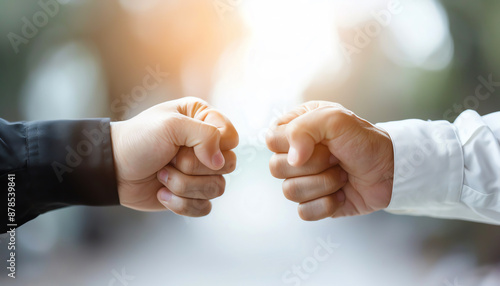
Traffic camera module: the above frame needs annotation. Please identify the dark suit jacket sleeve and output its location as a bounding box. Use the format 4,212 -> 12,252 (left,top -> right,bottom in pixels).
0,118 -> 119,233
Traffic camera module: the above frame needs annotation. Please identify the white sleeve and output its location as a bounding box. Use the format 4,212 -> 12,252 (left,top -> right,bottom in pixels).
376,110 -> 500,225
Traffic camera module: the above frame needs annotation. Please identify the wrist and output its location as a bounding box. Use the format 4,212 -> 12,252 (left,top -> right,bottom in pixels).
110,121 -> 126,204
373,125 -> 394,208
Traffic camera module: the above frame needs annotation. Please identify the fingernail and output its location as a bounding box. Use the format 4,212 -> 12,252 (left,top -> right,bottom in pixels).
159,169 -> 169,183
159,189 -> 173,202
212,150 -> 225,168
336,190 -> 346,203
288,147 -> 299,165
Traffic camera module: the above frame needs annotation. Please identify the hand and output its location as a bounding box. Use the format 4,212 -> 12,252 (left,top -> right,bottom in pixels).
266,101 -> 393,221
111,97 -> 238,217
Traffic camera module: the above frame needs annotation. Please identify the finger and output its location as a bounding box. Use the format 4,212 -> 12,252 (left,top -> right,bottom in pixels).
330,182 -> 374,218
269,144 -> 338,179
274,103 -> 318,126
157,188 -> 212,217
266,103 -> 322,153
202,110 -> 239,151
266,124 -> 289,153
282,166 -> 347,203
266,102 -> 337,153
157,165 -> 225,199
266,107 -> 312,154
168,115 -> 225,170
297,192 -> 345,221
275,101 -> 346,126
172,147 -> 237,175
266,101 -> 347,153
178,97 -> 239,151
286,106 -> 353,167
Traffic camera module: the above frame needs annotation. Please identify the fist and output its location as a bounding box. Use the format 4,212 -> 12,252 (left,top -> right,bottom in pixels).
266,101 -> 393,221
111,97 -> 238,217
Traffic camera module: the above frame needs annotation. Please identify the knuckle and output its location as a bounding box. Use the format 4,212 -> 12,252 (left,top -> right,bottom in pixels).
217,176 -> 226,195
325,102 -> 345,110
191,200 -> 211,216
282,179 -> 298,201
185,187 -> 202,199
204,181 -> 222,198
199,202 -> 212,216
286,122 -> 301,137
178,153 -> 198,174
325,108 -> 353,129
176,200 -> 191,215
170,175 -> 186,193
265,130 -> 278,150
320,196 -> 337,216
224,152 -> 237,173
298,205 -> 313,221
162,114 -> 184,142
208,124 -> 220,138
226,159 -> 237,173
200,125 -> 221,145
185,96 -> 207,105
269,155 -> 284,178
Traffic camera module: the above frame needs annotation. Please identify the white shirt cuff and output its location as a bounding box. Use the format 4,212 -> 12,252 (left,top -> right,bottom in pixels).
376,110 -> 500,225
376,119 -> 464,215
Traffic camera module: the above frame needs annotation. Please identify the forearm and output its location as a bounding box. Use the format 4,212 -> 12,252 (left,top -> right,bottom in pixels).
1,118 -> 119,233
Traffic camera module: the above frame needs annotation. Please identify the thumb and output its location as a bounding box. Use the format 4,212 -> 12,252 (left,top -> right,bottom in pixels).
286,122 -> 316,167
285,107 -> 349,167
171,116 -> 225,170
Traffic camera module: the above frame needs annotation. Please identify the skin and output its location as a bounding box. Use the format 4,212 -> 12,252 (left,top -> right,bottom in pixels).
266,101 -> 394,221
111,97 -> 239,217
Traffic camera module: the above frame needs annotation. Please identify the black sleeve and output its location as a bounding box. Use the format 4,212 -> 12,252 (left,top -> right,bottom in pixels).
0,118 -> 119,233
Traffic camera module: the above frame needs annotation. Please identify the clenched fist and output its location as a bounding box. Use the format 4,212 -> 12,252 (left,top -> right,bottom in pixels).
266,101 -> 394,221
111,97 -> 238,217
